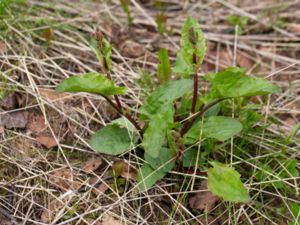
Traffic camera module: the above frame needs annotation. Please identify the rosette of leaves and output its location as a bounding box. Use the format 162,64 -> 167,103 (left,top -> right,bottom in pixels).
56,17 -> 280,203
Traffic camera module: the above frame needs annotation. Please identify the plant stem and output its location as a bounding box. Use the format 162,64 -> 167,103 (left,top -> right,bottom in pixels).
102,58 -> 123,111
180,98 -> 227,136
102,95 -> 143,136
191,53 -> 199,113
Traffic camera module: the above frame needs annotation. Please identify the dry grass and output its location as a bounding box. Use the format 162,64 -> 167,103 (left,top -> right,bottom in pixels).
0,0 -> 299,224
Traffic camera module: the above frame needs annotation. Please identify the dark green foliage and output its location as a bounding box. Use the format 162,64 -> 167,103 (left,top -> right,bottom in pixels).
57,16 -> 280,201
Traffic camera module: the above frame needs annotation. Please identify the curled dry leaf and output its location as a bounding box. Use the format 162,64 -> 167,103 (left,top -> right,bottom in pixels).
41,199 -> 64,224
102,214 -> 124,225
189,180 -> 219,212
0,111 -> 28,129
82,158 -> 102,174
49,168 -> 81,191
36,135 -> 57,149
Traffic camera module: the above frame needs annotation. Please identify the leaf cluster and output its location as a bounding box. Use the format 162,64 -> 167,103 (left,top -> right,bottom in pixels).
56,17 -> 280,203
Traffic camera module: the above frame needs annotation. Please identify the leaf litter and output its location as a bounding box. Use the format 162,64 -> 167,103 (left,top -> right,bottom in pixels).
189,180 -> 219,211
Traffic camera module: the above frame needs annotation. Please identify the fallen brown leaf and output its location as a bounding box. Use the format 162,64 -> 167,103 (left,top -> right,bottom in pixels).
189,180 -> 219,212
38,88 -> 69,103
82,158 -> 102,174
0,41 -> 7,55
102,214 -> 124,225
287,23 -> 300,34
285,117 -> 297,127
36,135 -> 57,149
236,52 -> 253,69
196,215 -> 219,225
112,160 -> 137,181
49,168 -> 81,191
0,94 -> 18,110
85,218 -> 101,225
0,111 -> 28,129
89,177 -> 110,196
26,114 -> 46,135
41,199 -> 64,224
120,40 -> 146,58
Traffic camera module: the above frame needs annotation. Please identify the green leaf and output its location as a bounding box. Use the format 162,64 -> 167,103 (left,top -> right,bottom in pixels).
287,122 -> 300,140
227,15 -> 249,27
142,107 -> 174,158
239,109 -> 261,129
89,124 -> 134,155
111,117 -> 137,135
207,162 -> 250,203
157,48 -> 171,83
284,159 -> 299,177
144,147 -> 175,172
174,16 -> 206,77
173,49 -> 194,76
139,79 -> 193,120
56,72 -> 126,96
184,116 -> 243,144
182,148 -> 201,168
120,0 -> 133,25
290,203 -> 300,224
137,163 -> 166,192
205,67 -> 280,98
255,160 -> 299,189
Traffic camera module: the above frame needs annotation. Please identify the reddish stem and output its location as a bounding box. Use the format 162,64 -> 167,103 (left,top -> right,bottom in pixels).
103,58 -> 123,112
191,53 -> 198,113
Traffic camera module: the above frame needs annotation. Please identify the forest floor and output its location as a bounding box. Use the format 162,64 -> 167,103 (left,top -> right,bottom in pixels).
0,0 -> 299,224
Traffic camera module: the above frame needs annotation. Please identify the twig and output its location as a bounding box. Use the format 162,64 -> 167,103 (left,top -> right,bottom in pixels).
0,207 -> 18,225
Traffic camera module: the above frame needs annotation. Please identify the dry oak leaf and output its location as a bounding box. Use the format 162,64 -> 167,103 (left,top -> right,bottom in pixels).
36,135 -> 57,149
0,111 -> 28,129
101,214 -> 124,225
189,180 -> 219,212
82,158 -> 102,174
49,168 -> 81,191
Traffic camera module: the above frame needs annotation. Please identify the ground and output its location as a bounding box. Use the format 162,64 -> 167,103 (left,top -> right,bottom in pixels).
0,0 -> 299,224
